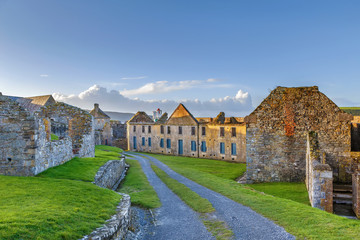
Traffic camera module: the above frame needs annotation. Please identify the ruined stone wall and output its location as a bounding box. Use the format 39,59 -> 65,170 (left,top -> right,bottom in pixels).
0,95 -> 37,176
351,116 -> 360,152
93,158 -> 127,190
306,132 -> 333,213
34,117 -> 73,174
246,87 -> 352,183
40,102 -> 95,158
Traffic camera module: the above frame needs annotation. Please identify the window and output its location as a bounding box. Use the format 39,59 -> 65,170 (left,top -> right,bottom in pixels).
166,139 -> 171,149
231,143 -> 236,155
142,137 -> 145,146
148,137 -> 152,147
191,126 -> 196,136
133,136 -> 137,149
202,127 -> 206,136
179,126 -> 182,135
201,141 -> 207,152
160,138 -> 164,148
191,141 -> 197,151
167,126 -> 171,134
232,127 -> 236,137
148,126 -> 151,133
220,127 -> 225,137
142,126 -> 145,133
133,126 -> 136,132
220,142 -> 225,154
161,125 -> 164,134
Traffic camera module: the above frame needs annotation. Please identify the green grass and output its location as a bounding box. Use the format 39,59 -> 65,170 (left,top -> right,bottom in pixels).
0,144 -> 126,240
341,107 -> 360,116
145,153 -> 360,240
51,133 -> 59,141
145,153 -> 246,180
118,159 -> 161,209
245,182 -> 310,205
95,145 -> 123,153
151,163 -> 233,239
37,146 -> 121,181
151,164 -> 214,213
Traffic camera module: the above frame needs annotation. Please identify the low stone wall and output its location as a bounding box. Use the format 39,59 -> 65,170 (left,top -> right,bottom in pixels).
93,157 -> 127,190
352,172 -> 360,217
81,193 -> 131,240
82,158 -> 131,240
306,132 -> 333,213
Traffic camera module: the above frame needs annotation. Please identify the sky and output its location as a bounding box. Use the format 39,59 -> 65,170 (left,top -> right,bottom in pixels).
1,0 -> 360,116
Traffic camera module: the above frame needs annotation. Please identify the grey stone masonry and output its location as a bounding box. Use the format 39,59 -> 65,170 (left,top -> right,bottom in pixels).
93,157 -> 128,190
81,193 -> 131,240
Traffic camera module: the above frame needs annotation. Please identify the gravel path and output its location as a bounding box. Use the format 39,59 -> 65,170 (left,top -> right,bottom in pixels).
128,153 -> 214,240
133,153 -> 295,240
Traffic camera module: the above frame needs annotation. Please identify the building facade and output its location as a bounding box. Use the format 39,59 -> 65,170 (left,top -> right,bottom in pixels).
127,104 -> 246,162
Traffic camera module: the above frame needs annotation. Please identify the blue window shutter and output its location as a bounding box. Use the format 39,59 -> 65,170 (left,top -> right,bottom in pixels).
148,137 -> 151,147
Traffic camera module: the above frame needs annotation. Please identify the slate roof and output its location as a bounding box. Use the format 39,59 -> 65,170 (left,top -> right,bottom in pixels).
156,112 -> 168,124
128,111 -> 154,123
26,95 -> 56,106
167,103 -> 198,125
90,104 -> 110,119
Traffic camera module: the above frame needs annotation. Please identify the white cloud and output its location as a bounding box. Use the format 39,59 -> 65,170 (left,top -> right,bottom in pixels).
40,74 -> 49,77
120,79 -> 232,97
121,76 -> 148,80
53,85 -> 253,117
206,78 -> 220,82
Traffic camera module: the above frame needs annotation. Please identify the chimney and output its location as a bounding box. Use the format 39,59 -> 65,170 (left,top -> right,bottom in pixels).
94,103 -> 99,109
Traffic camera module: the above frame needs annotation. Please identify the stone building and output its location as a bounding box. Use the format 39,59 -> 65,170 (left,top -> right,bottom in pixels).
90,103 -> 112,145
0,93 -> 95,176
244,86 -> 360,215
127,103 -> 246,162
111,120 -> 128,150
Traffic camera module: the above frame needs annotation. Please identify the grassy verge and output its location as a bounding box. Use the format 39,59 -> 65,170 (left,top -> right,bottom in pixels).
145,153 -> 246,180
245,182 -> 309,205
151,164 -> 214,213
37,146 -> 121,181
341,107 -> 360,116
145,153 -> 360,239
0,145 -> 125,240
118,159 -> 161,208
151,164 -> 233,240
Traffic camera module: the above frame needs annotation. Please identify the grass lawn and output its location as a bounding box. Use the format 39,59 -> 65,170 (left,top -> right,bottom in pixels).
37,145 -> 122,181
144,153 -> 360,240
118,159 -> 161,208
245,182 -> 310,205
0,145 -> 125,240
341,107 -> 360,116
144,153 -> 246,180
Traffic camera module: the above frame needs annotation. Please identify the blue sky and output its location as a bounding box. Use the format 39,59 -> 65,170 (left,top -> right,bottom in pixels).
1,0 -> 360,115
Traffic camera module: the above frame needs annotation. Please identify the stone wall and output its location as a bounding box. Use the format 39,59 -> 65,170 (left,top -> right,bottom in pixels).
306,132 -> 333,213
0,95 -> 36,176
246,86 -> 352,183
352,116 -> 360,152
93,158 -> 127,190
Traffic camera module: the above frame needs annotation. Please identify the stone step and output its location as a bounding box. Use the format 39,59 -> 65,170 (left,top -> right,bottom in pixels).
333,184 -> 352,192
333,192 -> 353,199
333,197 -> 353,205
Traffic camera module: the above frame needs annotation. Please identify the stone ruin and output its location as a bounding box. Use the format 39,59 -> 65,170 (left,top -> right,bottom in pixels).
245,86 -> 360,216
0,93 -> 95,176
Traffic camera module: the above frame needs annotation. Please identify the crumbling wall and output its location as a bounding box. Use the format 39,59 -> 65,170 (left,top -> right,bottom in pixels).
246,86 -> 352,183
351,116 -> 360,152
306,131 -> 333,213
34,117 -> 73,174
0,95 -> 37,176
40,102 -> 95,158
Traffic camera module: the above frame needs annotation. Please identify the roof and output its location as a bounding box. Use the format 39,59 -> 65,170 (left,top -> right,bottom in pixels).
26,95 -> 56,106
166,103 -> 198,125
128,111 -> 154,124
156,112 -> 168,124
89,104 -> 110,119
